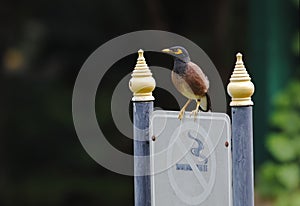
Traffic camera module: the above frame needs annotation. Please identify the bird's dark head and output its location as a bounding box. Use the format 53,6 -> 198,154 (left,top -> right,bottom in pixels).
162,46 -> 190,63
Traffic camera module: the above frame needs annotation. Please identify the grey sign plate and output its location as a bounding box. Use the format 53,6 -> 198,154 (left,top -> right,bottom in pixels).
150,110 -> 232,206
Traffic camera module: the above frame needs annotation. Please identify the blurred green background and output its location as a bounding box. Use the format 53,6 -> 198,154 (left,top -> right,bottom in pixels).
1,0 -> 299,205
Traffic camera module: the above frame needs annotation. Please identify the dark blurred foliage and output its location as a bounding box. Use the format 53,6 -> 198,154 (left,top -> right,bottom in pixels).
256,1 -> 300,205
257,80 -> 300,206
0,0 -> 298,205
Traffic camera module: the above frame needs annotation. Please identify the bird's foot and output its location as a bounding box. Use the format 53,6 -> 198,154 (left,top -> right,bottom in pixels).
190,100 -> 201,120
190,109 -> 199,120
178,109 -> 186,120
178,99 -> 192,120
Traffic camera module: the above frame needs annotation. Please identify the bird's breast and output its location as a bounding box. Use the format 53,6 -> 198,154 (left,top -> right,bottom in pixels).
172,71 -> 200,99
171,61 -> 209,100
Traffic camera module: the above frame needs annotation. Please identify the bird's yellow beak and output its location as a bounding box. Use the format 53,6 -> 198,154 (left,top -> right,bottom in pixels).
162,48 -> 171,53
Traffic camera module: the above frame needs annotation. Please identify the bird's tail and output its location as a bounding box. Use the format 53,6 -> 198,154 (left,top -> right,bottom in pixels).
199,93 -> 212,112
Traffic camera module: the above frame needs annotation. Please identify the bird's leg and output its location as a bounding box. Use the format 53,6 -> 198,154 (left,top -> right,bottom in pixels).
191,99 -> 201,119
178,99 -> 192,120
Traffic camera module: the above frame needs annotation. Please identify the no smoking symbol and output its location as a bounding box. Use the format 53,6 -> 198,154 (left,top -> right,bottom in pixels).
167,128 -> 217,205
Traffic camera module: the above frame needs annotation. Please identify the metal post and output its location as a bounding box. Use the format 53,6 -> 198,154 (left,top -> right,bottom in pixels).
227,53 -> 255,206
129,49 -> 156,206
133,102 -> 152,206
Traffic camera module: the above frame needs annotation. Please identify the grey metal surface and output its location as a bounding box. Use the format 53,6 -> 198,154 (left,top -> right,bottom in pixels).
231,106 -> 254,206
134,102 -> 153,206
150,111 -> 232,206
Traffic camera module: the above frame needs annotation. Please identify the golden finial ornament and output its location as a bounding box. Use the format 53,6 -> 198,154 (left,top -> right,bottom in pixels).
227,53 -> 255,106
129,49 -> 156,101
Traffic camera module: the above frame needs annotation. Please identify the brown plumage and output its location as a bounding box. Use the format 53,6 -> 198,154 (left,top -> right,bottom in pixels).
162,46 -> 211,119
172,62 -> 209,99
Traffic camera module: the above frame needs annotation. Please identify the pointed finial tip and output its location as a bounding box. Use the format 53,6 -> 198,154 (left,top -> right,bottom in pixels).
228,52 -> 255,106
236,52 -> 243,63
138,49 -> 144,57
129,49 -> 155,101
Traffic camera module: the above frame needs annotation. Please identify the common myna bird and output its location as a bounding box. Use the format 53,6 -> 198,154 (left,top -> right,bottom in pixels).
162,46 -> 211,120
